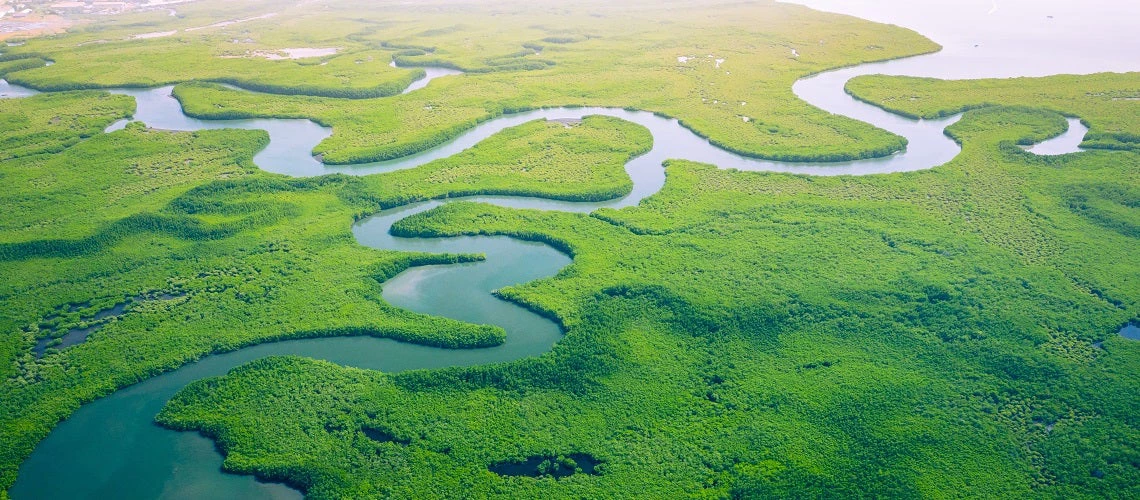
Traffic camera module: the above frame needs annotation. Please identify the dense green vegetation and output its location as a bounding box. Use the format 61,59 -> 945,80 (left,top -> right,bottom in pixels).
0,2 -> 422,98
1,0 -> 935,163
0,91 -> 132,161
357,115 -> 651,207
846,72 -> 1140,152
0,58 -> 49,78
0,93 -> 653,494
1,1 -> 1137,498
157,100 -> 1139,497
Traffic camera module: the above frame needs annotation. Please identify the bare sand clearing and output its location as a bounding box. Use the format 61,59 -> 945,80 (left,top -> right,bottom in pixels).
185,13 -> 276,32
0,14 -> 71,41
547,117 -> 583,127
131,30 -> 176,40
221,47 -> 340,60
261,47 -> 339,60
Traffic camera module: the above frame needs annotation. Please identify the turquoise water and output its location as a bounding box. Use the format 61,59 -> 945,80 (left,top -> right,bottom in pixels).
1121,323 -> 1140,341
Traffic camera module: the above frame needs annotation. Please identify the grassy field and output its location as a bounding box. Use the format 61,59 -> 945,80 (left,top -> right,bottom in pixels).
357,115 -> 652,206
1,0 -> 937,163
846,72 -> 1140,152
0,91 -> 133,161
0,0 -> 1137,498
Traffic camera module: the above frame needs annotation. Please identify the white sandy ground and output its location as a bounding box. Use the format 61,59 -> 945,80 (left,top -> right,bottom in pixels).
184,13 -> 276,32
220,47 -> 340,60
131,30 -> 176,39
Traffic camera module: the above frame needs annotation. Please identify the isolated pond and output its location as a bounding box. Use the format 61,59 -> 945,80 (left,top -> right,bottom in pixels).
489,453 -> 603,479
8,2 -> 1132,498
32,294 -> 184,358
1121,323 -> 1140,341
31,302 -> 127,358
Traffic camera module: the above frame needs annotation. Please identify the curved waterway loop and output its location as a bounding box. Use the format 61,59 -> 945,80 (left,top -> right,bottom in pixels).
0,79 -> 38,98
8,45 -> 1095,500
392,60 -> 464,94
1023,118 -> 1089,156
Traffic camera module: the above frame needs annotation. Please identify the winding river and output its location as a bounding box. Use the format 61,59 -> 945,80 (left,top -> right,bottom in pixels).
5,0 -> 1130,497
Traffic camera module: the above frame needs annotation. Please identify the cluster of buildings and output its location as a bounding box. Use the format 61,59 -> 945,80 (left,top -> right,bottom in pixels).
2,0 -> 194,19
49,1 -> 142,16
0,3 -> 36,19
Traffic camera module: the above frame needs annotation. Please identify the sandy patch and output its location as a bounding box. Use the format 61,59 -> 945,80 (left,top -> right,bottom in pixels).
131,30 -> 176,39
678,55 -> 727,70
221,47 -> 339,60
548,117 -> 583,127
185,12 -> 276,32
263,47 -> 338,59
0,14 -> 71,41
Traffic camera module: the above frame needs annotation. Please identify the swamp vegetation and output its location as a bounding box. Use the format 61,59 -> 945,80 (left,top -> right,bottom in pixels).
159,103 -> 1140,498
0,0 -> 1136,498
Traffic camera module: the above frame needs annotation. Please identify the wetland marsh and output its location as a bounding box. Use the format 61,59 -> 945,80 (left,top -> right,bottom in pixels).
0,1 -> 1136,498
